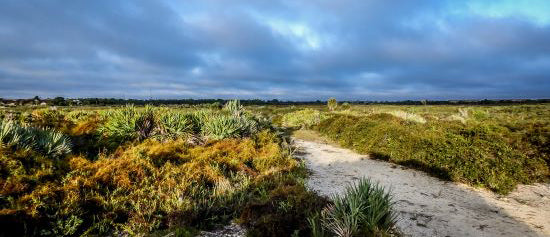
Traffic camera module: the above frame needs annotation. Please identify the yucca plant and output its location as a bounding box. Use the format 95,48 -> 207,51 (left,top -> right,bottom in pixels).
308,212 -> 331,237
224,99 -> 244,117
98,105 -> 140,143
0,120 -> 33,150
0,120 -> 16,147
0,120 -> 71,157
202,114 -> 245,140
311,178 -> 397,237
156,112 -> 195,140
33,128 -> 72,157
0,120 -> 12,141
192,109 -> 216,130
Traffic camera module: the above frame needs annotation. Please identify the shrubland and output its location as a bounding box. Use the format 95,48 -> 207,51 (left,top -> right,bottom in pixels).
7,101 -> 545,235
311,104 -> 550,194
2,102 -> 348,236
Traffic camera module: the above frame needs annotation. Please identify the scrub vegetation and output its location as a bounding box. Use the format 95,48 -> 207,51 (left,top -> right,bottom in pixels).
0,102 -> 300,236
0,101 -> 398,237
2,100 -> 547,236
279,103 -> 550,194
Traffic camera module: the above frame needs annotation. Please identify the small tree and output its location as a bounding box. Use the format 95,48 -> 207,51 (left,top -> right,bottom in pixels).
327,97 -> 337,111
420,99 -> 427,106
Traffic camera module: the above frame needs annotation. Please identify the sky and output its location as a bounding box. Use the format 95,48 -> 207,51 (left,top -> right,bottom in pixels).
0,0 -> 549,100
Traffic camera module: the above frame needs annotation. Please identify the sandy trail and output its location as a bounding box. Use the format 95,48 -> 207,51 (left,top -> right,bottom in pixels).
295,139 -> 550,237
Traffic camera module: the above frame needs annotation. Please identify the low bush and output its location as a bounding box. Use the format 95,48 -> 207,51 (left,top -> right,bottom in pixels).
282,109 -> 326,128
223,99 -> 244,117
386,110 -> 426,124
241,176 -> 330,237
202,114 -> 249,140
29,108 -> 69,130
316,114 -> 549,194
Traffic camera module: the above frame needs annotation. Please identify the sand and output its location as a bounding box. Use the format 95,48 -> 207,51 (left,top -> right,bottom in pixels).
295,139 -> 550,237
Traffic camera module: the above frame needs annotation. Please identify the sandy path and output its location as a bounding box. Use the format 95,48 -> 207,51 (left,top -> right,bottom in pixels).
295,139 -> 550,237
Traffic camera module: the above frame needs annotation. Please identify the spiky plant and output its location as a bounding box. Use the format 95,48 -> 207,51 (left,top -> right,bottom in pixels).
192,109 -> 215,130
224,99 -> 244,117
312,178 -> 397,237
33,128 -> 72,157
308,212 -> 331,237
98,105 -> 140,143
0,120 -> 16,147
156,112 -> 195,140
0,120 -> 33,149
0,120 -> 71,157
202,114 -> 245,140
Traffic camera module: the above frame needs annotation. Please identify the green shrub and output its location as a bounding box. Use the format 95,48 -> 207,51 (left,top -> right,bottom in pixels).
29,108 -> 68,129
156,112 -> 196,140
282,109 -> 326,128
1,129 -> 312,236
201,113 -> 262,140
308,178 -> 397,237
202,114 -> 245,140
240,176 -> 329,237
316,114 -> 549,194
98,105 -> 141,143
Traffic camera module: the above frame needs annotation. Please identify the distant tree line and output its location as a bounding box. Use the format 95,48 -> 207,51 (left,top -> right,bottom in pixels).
1,97 -> 549,107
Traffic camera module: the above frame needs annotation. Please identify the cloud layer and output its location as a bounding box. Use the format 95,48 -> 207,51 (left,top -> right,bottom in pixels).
1,0 -> 549,100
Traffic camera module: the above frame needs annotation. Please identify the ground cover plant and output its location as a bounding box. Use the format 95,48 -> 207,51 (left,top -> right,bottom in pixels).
308,178 -> 397,237
0,101 -> 336,236
310,104 -> 550,194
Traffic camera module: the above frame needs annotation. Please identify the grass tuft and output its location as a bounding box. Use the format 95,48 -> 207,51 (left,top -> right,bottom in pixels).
308,178 -> 397,237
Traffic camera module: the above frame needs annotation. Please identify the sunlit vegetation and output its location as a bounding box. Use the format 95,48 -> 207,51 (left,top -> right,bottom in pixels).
0,101 -> 334,236
282,108 -> 326,128
2,100 -> 548,236
312,104 -> 550,194
308,178 -> 397,237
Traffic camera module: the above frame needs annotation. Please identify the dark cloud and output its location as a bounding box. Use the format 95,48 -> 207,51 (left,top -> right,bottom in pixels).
0,0 -> 549,100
